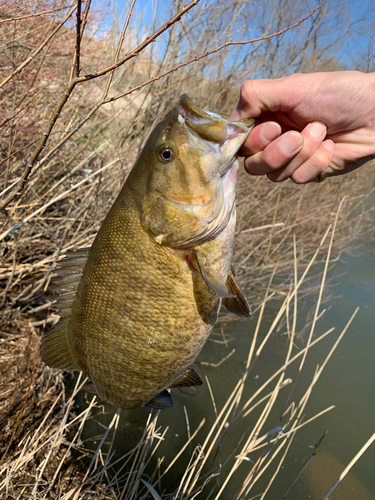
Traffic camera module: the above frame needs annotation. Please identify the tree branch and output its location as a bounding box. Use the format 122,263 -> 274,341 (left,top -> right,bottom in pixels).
0,4 -> 77,90
76,0 -> 201,83
0,0 -> 326,212
103,0 -> 328,105
74,0 -> 82,77
0,3 -> 74,25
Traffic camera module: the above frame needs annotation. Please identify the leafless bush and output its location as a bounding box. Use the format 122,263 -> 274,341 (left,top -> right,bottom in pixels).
1,0 -> 375,498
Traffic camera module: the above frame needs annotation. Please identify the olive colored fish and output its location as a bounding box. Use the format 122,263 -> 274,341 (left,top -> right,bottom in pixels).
41,95 -> 254,410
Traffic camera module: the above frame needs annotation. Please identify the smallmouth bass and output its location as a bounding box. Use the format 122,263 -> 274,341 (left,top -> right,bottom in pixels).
41,95 -> 254,410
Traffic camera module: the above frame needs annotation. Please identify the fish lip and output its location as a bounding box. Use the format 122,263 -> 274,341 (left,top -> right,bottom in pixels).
177,94 -> 249,137
177,95 -> 250,176
162,192 -> 213,207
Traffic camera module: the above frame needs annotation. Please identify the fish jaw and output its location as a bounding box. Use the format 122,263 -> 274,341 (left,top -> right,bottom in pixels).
140,94 -> 253,249
177,93 -> 251,178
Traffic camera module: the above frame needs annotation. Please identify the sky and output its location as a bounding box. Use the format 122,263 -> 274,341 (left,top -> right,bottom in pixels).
88,0 -> 375,76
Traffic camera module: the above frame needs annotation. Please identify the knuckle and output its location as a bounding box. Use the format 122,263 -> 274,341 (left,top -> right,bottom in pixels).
240,80 -> 261,106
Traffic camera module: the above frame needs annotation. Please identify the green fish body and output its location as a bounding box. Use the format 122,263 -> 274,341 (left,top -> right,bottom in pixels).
41,95 -> 254,409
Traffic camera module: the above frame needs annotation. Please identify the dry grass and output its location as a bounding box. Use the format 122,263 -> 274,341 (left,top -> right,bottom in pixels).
1,0 -> 375,498
0,234 -> 363,498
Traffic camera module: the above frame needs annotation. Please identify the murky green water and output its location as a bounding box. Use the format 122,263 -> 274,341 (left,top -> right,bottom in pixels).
74,243 -> 375,499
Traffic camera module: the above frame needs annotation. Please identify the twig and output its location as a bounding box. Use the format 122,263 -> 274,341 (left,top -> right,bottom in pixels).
102,0 -> 328,106
69,0 -> 92,80
74,0 -> 82,77
0,4 -> 74,24
0,0 -> 199,211
76,0 -> 201,83
281,431 -> 327,499
0,138 -> 42,174
0,83 -> 48,130
0,4 -> 77,90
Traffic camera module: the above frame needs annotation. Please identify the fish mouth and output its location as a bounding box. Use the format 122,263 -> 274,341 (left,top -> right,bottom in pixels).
142,95 -> 253,249
177,94 -> 252,177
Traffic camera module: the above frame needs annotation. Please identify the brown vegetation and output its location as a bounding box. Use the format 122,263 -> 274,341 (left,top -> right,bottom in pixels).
1,0 -> 375,498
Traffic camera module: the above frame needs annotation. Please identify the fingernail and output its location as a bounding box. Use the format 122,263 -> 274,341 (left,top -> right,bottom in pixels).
308,121 -> 326,139
260,122 -> 281,143
280,132 -> 303,155
230,109 -> 241,121
323,139 -> 334,151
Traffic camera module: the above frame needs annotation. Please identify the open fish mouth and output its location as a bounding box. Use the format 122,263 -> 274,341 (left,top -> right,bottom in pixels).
141,94 -> 254,249
177,94 -> 251,178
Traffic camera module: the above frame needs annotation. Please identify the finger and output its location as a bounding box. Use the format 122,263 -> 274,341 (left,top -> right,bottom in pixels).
240,122 -> 282,156
243,131 -> 304,176
267,121 -> 327,182
230,76 -> 303,121
290,140 -> 335,184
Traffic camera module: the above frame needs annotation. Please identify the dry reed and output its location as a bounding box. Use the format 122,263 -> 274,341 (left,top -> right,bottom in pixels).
1,0 -> 375,498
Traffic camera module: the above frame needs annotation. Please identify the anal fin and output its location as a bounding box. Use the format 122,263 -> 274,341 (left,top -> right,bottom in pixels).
223,269 -> 252,318
170,364 -> 203,388
146,390 -> 174,410
83,380 -> 98,395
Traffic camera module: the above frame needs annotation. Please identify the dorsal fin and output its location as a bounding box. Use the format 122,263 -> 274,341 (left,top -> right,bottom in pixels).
40,248 -> 90,371
170,364 -> 203,388
223,268 -> 252,318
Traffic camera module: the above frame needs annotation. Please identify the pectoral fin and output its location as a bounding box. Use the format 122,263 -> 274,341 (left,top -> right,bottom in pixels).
223,269 -> 252,318
171,364 -> 203,388
146,390 -> 174,410
194,251 -> 236,299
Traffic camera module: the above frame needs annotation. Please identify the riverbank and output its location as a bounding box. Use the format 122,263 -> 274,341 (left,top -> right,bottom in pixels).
1,164 -> 375,498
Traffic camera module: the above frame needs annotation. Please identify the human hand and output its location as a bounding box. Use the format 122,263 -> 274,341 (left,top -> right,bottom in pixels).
231,71 -> 375,183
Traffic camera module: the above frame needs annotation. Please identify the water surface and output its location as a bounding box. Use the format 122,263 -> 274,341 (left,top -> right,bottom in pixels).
76,243 -> 375,499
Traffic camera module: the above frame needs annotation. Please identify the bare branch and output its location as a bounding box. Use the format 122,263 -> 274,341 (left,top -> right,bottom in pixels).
76,0 -> 201,83
0,0 -> 327,212
0,3 -> 74,25
102,0 -> 137,100
0,4 -> 77,90
0,83 -> 48,130
0,0 -> 199,210
74,0 -> 82,77
0,139 -> 39,174
69,0 -> 92,80
104,0 -> 328,105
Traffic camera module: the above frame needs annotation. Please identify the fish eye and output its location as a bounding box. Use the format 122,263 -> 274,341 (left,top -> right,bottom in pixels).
157,146 -> 174,163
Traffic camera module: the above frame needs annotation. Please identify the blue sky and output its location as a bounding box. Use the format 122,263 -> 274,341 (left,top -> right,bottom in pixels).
89,0 -> 375,75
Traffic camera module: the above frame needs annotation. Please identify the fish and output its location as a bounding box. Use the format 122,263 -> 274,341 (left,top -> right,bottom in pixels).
41,94 -> 254,410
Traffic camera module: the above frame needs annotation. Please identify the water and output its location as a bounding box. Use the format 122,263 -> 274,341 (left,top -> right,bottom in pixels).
75,243 -> 375,499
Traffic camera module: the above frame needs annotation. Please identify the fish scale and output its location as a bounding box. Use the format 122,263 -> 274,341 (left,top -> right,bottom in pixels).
41,95 -> 254,409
